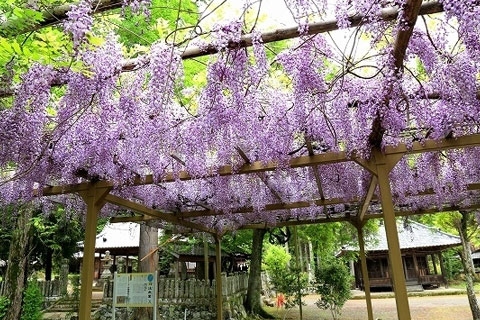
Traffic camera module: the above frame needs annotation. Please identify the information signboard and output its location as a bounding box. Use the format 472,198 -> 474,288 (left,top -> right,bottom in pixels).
112,272 -> 157,320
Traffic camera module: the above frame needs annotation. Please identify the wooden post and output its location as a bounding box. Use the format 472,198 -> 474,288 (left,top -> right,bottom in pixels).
204,233 -> 209,281
375,153 -> 411,320
78,184 -> 110,320
412,253 -> 419,281
293,226 -> 303,320
432,254 -> 439,275
439,252 -> 448,287
215,236 -> 223,320
357,226 -> 374,320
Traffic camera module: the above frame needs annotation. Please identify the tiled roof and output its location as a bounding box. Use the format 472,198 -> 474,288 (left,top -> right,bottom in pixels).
366,220 -> 461,251
78,222 -> 162,249
347,220 -> 461,252
472,251 -> 480,260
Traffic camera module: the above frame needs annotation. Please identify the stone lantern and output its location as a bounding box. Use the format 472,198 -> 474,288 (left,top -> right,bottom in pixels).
100,250 -> 113,279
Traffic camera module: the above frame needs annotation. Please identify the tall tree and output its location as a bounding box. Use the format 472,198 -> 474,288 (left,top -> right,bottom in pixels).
134,222 -> 159,320
3,203 -> 35,320
244,228 -> 274,319
418,211 -> 480,319
457,211 -> 480,320
30,207 -> 84,281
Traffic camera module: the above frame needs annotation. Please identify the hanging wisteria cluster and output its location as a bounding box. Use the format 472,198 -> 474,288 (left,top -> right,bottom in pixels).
0,0 -> 480,232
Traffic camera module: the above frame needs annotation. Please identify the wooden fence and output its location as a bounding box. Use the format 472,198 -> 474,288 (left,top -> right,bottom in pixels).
104,273 -> 249,304
0,279 -> 62,298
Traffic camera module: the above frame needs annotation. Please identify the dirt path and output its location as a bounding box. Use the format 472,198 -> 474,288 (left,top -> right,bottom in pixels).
265,294 -> 475,320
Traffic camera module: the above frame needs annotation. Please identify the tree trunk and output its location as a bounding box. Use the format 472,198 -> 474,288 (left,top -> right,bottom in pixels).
133,223 -> 159,320
244,228 -> 274,319
4,203 -> 34,320
458,211 -> 480,320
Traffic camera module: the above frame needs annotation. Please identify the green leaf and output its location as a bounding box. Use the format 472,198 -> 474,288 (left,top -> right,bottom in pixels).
86,33 -> 105,47
11,41 -> 21,55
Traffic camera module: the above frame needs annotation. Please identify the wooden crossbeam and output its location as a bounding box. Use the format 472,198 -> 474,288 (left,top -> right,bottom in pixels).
104,194 -> 214,234
240,200 -> 480,229
385,133 -> 480,155
176,198 -> 353,218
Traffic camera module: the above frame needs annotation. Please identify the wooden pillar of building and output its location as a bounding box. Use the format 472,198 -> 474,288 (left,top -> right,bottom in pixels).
215,236 -> 223,320
432,254 -> 439,275
78,184 -> 110,320
439,252 -> 448,287
375,153 -> 411,320
412,253 -> 419,280
357,226 -> 374,320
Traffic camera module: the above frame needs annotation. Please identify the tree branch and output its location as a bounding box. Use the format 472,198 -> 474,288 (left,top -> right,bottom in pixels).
0,0 -> 124,37
0,0 -> 446,99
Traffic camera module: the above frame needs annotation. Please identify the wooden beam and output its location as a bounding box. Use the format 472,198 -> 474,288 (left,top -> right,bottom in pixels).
104,194 -> 215,234
385,133 -> 480,155
42,180 -> 113,196
176,198 -> 352,218
365,203 -> 480,220
40,134 -> 480,198
241,214 -> 354,229
306,140 -> 326,200
357,176 -> 378,225
109,215 -> 154,223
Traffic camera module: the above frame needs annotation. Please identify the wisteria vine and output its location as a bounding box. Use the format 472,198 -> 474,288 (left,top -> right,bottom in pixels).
1,0 -> 480,232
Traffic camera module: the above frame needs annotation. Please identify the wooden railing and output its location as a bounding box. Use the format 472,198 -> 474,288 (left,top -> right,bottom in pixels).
419,274 -> 444,286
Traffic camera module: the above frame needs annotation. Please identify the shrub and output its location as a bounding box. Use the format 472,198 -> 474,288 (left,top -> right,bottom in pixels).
0,296 -> 10,320
21,279 -> 43,320
314,260 -> 353,320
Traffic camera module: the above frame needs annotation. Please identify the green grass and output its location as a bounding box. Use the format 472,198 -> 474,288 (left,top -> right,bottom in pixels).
448,280 -> 480,291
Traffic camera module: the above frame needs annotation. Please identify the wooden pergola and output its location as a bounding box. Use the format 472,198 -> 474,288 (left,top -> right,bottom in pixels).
42,133 -> 480,320
3,0 -> 479,319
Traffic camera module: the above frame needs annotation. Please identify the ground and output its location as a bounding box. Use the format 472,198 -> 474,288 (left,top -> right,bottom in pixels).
42,289 -> 477,319
265,292 -> 476,320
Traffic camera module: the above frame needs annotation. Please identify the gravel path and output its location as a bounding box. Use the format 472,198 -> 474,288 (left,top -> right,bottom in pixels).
265,293 -> 476,320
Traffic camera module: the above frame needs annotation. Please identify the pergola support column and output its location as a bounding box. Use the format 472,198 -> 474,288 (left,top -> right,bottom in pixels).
215,236 -> 223,320
78,184 -> 110,320
357,226 -> 374,320
375,153 -> 411,320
